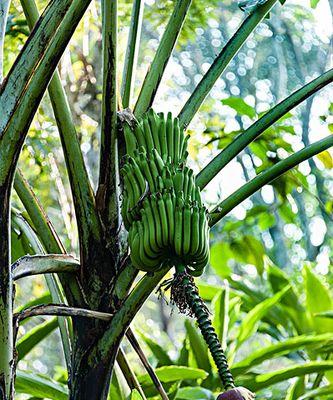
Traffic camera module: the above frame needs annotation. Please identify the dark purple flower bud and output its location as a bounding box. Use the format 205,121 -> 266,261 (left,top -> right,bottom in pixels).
217,387 -> 255,400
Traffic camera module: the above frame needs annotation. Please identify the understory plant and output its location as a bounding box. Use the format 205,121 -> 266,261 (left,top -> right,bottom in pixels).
0,0 -> 332,399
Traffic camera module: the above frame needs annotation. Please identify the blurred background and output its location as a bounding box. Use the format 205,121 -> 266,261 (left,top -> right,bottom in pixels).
4,0 -> 333,398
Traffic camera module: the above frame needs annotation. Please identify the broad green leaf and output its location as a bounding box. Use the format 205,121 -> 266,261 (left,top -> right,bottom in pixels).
15,371 -> 68,399
197,283 -> 221,301
240,361 -> 333,392
267,262 -> 310,333
212,282 -> 229,349
209,242 -> 232,278
138,366 -> 208,385
108,366 -> 126,400
139,333 -> 173,366
231,333 -> 332,376
303,265 -> 333,333
185,320 -> 211,374
236,285 -> 290,346
130,389 -> 143,400
298,384 -> 333,399
221,97 -> 256,119
17,318 -> 58,360
176,386 -> 215,399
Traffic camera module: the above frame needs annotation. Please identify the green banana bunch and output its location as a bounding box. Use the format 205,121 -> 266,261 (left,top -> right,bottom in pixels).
121,109 -> 209,276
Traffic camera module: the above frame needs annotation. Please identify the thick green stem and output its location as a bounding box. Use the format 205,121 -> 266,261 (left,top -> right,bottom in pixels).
174,266 -> 234,390
197,69 -> 333,189
99,0 -> 118,215
178,0 -> 278,130
19,0 -> 102,283
121,0 -> 144,108
209,134 -> 333,226
134,0 -> 192,117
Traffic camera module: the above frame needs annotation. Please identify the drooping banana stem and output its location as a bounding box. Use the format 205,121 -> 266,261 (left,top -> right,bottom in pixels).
172,264 -> 235,391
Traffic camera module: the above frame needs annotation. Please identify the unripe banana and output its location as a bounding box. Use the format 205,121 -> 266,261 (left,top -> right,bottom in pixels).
148,109 -> 161,154
183,201 -> 191,256
157,192 -> 168,247
142,115 -> 154,151
174,117 -> 181,164
166,112 -> 174,162
150,194 -> 163,250
123,124 -> 138,156
158,114 -> 168,162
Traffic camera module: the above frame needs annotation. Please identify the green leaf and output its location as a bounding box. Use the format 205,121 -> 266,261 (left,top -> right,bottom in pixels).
303,265 -> 333,333
212,283 -> 229,349
130,389 -> 143,400
231,333 -> 332,376
138,366 -> 208,385
197,283 -> 221,301
17,318 -> 58,361
185,320 -> 212,374
298,384 -> 333,399
15,371 -> 68,399
139,333 -> 173,366
221,97 -> 256,119
176,386 -> 215,399
310,0 -> 320,8
236,285 -> 290,346
209,242 -> 232,278
109,368 -> 126,400
241,361 -> 333,392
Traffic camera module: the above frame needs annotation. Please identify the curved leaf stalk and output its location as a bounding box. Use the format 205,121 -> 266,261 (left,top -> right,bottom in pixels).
134,0 -> 192,117
0,0 -> 74,131
20,0 -> 102,265
171,265 -> 235,391
197,69 -> 333,189
178,0 -> 278,130
121,0 -> 144,108
12,254 -> 80,281
210,134 -> 333,226
14,304 -> 113,323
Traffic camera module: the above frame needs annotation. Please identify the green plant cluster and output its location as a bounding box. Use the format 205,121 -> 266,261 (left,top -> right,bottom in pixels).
121,109 -> 210,275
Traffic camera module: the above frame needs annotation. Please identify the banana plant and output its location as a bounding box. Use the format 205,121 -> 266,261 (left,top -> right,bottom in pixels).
0,0 -> 332,399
